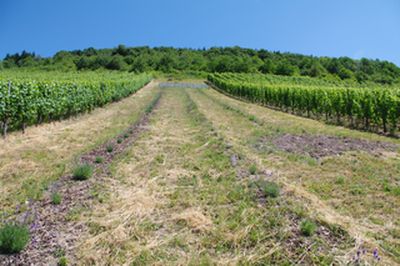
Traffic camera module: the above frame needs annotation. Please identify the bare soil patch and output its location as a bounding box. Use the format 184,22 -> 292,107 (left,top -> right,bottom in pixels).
266,134 -> 398,159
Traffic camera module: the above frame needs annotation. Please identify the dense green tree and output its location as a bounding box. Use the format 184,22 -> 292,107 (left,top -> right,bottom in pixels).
130,55 -> 151,72
113,44 -> 130,56
157,54 -> 177,72
82,47 -> 97,57
275,61 -> 298,76
106,55 -> 128,70
2,46 -> 400,85
338,66 -> 354,80
259,59 -> 276,74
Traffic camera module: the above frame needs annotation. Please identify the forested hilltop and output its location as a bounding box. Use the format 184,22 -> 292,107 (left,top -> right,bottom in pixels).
1,45 -> 400,85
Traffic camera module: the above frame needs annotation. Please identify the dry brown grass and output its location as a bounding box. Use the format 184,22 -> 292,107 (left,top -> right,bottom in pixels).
172,208 -> 213,233
0,81 -> 158,211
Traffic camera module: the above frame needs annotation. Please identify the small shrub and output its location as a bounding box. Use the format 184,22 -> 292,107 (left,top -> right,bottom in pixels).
261,181 -> 280,198
73,164 -> 93,181
106,145 -> 113,153
0,223 -> 30,254
249,180 -> 280,199
383,183 -> 391,192
53,247 -> 66,257
249,164 -> 257,175
248,115 -> 257,122
58,256 -> 68,266
51,192 -> 62,205
335,176 -> 345,185
95,156 -> 104,164
155,154 -> 164,164
392,186 -> 400,196
350,185 -> 364,195
300,219 -> 317,236
123,133 -> 129,139
117,138 -> 123,144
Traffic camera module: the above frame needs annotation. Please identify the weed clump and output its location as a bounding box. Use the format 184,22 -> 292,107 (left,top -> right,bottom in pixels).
335,176 -> 345,185
117,138 -> 123,144
261,181 -> 280,198
73,164 -> 93,181
106,145 -> 113,153
58,256 -> 68,266
249,179 -> 280,198
0,223 -> 30,254
51,192 -> 62,205
249,164 -> 257,175
300,219 -> 317,236
248,115 -> 257,122
95,156 -> 104,164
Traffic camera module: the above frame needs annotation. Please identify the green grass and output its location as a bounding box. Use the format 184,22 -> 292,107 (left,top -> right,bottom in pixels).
58,257 -> 68,266
300,219 -> 317,236
249,164 -> 257,175
106,145 -> 114,153
73,164 -> 93,181
51,192 -> 62,205
335,176 -> 345,185
250,179 -> 280,198
261,181 -> 280,198
66,205 -> 87,221
0,223 -> 30,254
95,156 -> 104,164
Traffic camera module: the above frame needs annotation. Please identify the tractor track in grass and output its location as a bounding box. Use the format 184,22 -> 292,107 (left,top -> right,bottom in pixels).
0,90 -> 163,266
188,87 -> 399,265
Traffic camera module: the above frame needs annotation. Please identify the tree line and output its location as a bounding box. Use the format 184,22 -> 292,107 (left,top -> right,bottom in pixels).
1,45 -> 400,85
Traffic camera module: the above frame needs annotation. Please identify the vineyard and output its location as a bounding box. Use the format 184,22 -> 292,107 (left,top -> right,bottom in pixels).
0,71 -> 152,136
0,74 -> 399,265
2,0 -> 400,262
208,73 -> 400,134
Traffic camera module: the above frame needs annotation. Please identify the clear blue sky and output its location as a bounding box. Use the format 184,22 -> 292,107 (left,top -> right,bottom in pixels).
1,0 -> 399,65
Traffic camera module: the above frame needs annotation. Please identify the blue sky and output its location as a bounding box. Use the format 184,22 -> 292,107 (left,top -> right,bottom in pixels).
1,0 -> 399,65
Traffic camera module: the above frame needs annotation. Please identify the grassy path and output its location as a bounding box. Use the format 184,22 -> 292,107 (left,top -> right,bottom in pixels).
188,87 -> 400,264
0,81 -> 158,212
75,87 -> 356,265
